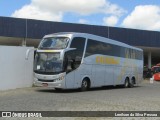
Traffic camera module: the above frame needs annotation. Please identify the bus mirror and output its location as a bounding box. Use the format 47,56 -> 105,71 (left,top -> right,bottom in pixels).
25,48 -> 35,60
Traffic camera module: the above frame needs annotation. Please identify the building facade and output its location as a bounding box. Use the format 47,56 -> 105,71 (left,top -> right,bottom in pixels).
0,16 -> 160,68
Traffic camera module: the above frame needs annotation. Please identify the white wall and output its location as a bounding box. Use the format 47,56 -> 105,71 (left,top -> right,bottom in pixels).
0,46 -> 34,90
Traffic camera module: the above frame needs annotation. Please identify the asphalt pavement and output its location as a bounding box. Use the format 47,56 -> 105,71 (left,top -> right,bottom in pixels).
0,80 -> 160,120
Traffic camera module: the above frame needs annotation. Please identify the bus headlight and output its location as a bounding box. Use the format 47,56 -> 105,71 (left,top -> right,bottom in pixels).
55,73 -> 65,81
53,73 -> 65,82
59,75 -> 64,80
59,73 -> 66,80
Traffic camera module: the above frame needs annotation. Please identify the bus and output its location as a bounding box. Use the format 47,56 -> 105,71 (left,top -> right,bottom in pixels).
34,32 -> 143,91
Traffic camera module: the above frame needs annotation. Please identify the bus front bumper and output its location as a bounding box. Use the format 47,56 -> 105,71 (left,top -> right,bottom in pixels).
34,73 -> 66,89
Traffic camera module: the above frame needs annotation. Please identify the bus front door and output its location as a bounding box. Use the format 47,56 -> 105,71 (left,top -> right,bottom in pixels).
65,71 -> 75,89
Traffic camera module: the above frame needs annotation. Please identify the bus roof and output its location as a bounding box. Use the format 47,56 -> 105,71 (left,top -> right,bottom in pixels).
44,32 -> 143,51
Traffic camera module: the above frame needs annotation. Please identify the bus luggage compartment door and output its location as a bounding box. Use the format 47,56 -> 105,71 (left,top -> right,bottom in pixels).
105,65 -> 114,85
92,65 -> 105,87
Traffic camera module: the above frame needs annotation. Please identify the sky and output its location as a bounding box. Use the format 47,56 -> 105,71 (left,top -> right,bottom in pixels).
0,0 -> 160,31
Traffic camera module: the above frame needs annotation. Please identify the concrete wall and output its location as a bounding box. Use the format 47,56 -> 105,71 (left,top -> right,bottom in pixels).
0,46 -> 34,90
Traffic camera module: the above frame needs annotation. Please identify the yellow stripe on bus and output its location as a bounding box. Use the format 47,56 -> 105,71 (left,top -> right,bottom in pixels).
96,56 -> 120,65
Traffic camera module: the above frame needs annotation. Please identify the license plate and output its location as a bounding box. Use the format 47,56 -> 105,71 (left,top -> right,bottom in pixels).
42,83 -> 48,87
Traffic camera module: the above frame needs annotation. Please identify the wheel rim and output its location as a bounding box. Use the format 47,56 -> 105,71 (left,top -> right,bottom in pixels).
82,80 -> 88,88
130,79 -> 134,87
125,80 -> 129,87
131,79 -> 134,84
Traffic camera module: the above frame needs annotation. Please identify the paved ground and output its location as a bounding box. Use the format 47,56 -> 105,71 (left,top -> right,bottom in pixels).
0,80 -> 160,120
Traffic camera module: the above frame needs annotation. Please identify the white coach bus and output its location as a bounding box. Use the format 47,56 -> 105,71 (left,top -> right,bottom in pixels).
34,32 -> 143,91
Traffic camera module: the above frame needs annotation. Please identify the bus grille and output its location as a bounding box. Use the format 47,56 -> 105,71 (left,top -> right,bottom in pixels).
38,79 -> 54,82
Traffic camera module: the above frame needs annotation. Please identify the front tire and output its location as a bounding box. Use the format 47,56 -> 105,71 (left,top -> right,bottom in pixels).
123,78 -> 129,88
80,79 -> 89,91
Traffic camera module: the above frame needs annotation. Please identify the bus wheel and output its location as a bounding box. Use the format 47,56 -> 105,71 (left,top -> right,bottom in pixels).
129,78 -> 135,88
123,78 -> 129,88
81,79 -> 89,91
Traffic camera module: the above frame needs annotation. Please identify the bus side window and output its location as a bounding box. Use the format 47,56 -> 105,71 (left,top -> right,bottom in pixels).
63,51 -> 75,73
64,37 -> 85,73
70,37 -> 85,69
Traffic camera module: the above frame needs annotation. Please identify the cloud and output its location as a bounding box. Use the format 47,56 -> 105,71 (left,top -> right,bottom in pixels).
32,0 -> 106,15
103,16 -> 118,26
122,5 -> 160,31
11,0 -> 126,22
101,3 -> 126,17
32,0 -> 126,16
12,4 -> 62,21
78,19 -> 88,24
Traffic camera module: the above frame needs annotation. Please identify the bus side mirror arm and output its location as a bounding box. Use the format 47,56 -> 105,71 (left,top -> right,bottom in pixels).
64,48 -> 76,52
25,48 -> 35,60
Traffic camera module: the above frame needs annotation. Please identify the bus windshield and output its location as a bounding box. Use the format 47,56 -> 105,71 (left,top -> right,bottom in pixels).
34,52 -> 63,74
39,37 -> 69,49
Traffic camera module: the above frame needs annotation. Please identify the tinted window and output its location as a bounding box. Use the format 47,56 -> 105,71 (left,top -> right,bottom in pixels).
64,37 -> 86,73
70,37 -> 86,50
39,37 -> 69,49
85,39 -> 142,60
34,52 -> 63,74
85,39 -> 121,57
